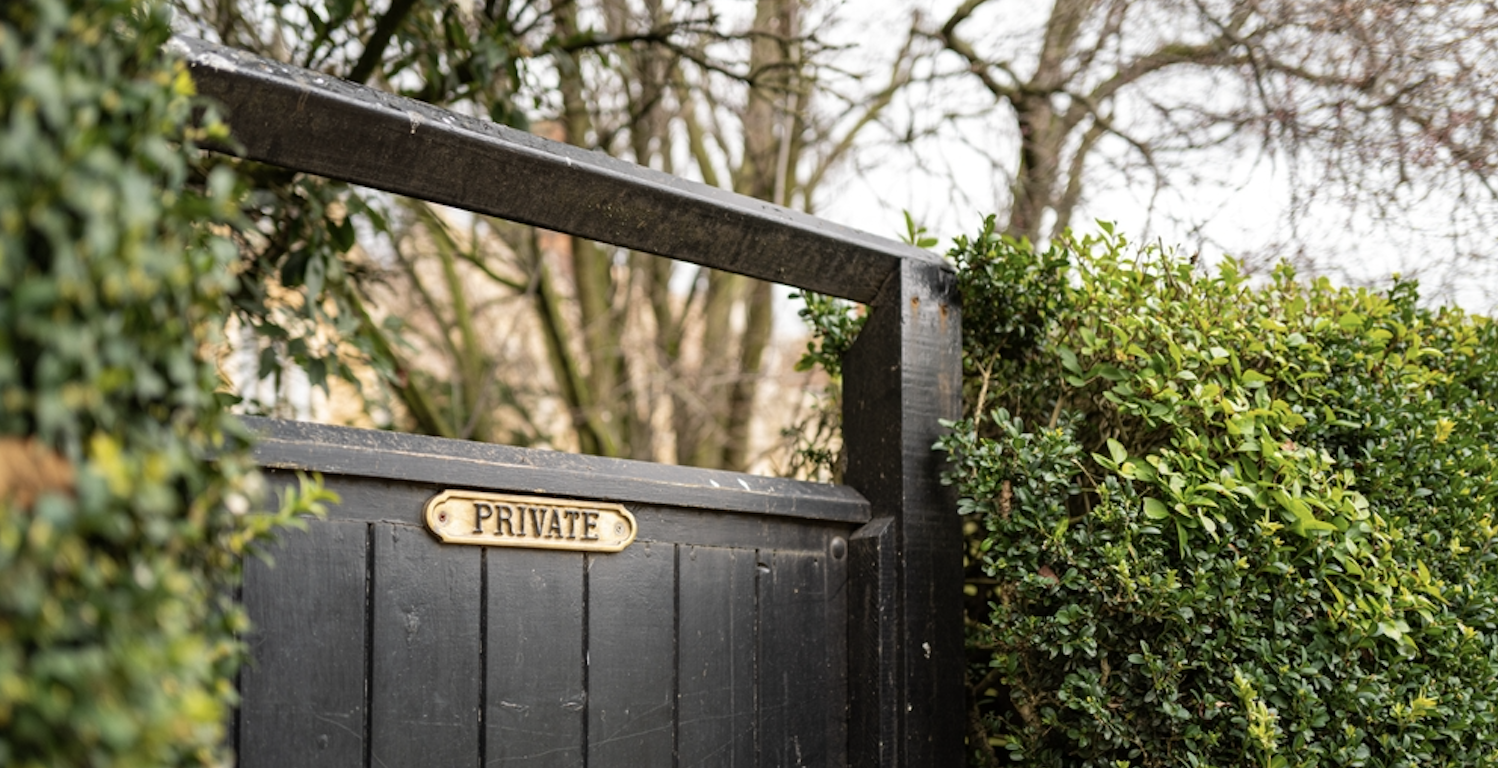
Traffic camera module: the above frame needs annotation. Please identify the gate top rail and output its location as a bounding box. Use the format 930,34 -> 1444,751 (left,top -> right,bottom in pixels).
173,36 -> 948,304
247,417 -> 869,524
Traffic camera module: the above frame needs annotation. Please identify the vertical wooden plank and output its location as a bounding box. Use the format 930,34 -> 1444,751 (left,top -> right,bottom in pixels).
370,523 -> 482,768
587,541 -> 676,767
824,537 -> 850,768
486,549 -> 585,767
758,550 -> 831,768
846,517 -> 897,768
677,546 -> 756,768
843,258 -> 965,767
239,519 -> 367,768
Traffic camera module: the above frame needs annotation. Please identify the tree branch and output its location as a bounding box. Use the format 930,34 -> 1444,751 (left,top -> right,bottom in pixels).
348,0 -> 421,84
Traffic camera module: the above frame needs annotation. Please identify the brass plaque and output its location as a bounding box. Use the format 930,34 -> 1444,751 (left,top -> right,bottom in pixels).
424,491 -> 637,552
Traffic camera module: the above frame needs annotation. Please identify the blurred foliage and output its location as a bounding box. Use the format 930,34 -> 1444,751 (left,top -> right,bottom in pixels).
803,219 -> 1498,765
782,289 -> 859,480
782,211 -> 936,480
184,0 -> 537,409
0,1 -> 330,764
181,0 -> 831,470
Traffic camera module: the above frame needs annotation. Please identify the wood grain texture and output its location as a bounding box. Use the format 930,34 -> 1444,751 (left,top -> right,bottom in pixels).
677,546 -> 755,768
823,539 -> 851,768
239,520 -> 368,767
369,523 -> 482,767
586,542 -> 676,767
486,548 -> 586,768
249,419 -> 869,524
846,517 -> 897,768
843,259 -> 965,767
272,473 -> 855,554
758,550 -> 832,768
175,37 -> 946,305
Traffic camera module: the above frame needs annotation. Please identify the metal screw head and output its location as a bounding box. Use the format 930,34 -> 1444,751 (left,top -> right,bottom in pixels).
830,536 -> 847,559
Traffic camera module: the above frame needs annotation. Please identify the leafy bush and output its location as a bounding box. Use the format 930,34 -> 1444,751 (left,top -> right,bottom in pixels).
0,1 -> 325,764
941,221 -> 1498,766
804,220 -> 1498,766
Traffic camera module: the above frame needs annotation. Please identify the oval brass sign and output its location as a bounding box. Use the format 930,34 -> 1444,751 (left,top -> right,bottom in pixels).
424,491 -> 636,552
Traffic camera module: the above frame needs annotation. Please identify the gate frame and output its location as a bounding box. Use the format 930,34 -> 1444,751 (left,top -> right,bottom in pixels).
179,37 -> 963,767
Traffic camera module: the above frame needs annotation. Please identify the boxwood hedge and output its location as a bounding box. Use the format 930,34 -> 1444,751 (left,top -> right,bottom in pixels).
802,219 -> 1498,766
935,221 -> 1498,766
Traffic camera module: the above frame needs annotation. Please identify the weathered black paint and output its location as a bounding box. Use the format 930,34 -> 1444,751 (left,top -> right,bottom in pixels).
369,522 -> 482,767
246,417 -> 868,524
846,517 -> 899,768
677,546 -> 756,767
251,467 -> 857,768
240,520 -> 366,767
486,548 -> 584,767
587,542 -> 676,766
189,31 -> 967,767
760,550 -> 837,767
843,259 -> 965,767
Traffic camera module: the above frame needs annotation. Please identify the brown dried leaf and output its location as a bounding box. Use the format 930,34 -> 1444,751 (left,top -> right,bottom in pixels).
0,438 -> 75,509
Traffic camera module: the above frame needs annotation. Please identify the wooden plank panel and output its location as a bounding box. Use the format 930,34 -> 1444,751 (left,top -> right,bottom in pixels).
633,505 -> 848,552
486,549 -> 585,767
847,518 -> 898,768
587,542 -> 676,767
677,546 -> 756,768
239,519 -> 367,768
370,523 -> 482,767
759,550 -> 832,768
824,538 -> 850,768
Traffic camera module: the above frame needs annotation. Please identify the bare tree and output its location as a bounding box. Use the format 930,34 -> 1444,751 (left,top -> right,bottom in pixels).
179,0 -> 914,469
871,0 -> 1498,299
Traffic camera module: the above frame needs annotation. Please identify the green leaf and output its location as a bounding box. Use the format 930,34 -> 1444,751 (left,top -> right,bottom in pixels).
1092,364 -> 1126,381
1274,489 -> 1337,534
1108,438 -> 1128,464
1143,497 -> 1169,520
328,215 -> 356,252
1377,620 -> 1410,642
1058,345 -> 1082,375
1240,369 -> 1272,388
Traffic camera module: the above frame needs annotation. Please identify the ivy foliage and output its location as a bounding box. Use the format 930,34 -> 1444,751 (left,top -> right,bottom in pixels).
0,1 -> 328,765
934,220 -> 1498,766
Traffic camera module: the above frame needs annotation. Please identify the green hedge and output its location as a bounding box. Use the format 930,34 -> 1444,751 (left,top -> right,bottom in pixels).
934,222 -> 1498,766
0,2 -> 322,764
801,220 -> 1498,765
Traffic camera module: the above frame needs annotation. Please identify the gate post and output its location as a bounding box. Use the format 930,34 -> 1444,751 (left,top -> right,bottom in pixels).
844,258 -> 964,767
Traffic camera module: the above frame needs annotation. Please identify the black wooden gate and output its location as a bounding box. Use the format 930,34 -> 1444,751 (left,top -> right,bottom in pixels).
180,36 -> 963,767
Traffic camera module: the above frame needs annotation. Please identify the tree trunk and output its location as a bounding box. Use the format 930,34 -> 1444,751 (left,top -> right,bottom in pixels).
554,0 -> 629,458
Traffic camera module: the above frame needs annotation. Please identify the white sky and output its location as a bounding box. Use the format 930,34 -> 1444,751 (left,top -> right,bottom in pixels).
801,0 -> 1498,316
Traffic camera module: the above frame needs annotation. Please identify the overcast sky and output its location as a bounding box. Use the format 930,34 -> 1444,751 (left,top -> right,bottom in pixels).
804,0 -> 1498,314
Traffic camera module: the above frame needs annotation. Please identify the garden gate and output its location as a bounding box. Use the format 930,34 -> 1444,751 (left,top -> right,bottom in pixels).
179,37 -> 962,767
